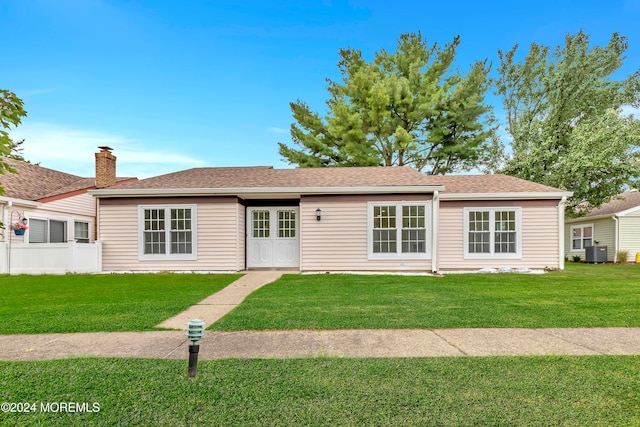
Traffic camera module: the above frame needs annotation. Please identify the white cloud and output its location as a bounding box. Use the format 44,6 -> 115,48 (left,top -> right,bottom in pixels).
267,127 -> 288,134
9,123 -> 205,179
17,88 -> 57,97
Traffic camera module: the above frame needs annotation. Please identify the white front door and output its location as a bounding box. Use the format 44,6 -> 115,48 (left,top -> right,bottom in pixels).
247,207 -> 300,268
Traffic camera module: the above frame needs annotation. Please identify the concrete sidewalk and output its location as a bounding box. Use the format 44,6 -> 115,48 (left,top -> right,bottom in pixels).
2,272 -> 639,361
1,328 -> 640,361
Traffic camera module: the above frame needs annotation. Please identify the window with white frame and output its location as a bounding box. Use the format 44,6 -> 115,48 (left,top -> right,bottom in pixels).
571,224 -> 593,251
74,221 -> 90,243
464,208 -> 521,259
139,205 -> 197,260
28,218 -> 67,243
368,202 -> 430,260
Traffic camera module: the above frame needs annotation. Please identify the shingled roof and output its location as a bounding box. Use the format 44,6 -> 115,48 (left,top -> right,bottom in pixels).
93,165 -> 569,198
585,191 -> 640,217
111,166 -> 439,190
429,174 -> 566,195
0,157 -> 134,201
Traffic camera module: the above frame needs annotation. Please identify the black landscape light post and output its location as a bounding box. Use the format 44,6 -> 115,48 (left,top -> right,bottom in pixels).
187,319 -> 204,378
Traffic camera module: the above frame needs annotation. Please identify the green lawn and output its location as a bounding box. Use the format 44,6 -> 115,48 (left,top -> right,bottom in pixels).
1,356 -> 638,426
0,274 -> 241,334
210,263 -> 640,330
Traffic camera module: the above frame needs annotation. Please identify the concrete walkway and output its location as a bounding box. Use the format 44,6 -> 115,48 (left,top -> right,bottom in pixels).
1,272 -> 640,361
155,270 -> 290,330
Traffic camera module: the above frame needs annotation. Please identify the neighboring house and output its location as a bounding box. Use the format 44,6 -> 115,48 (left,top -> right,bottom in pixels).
565,191 -> 640,263
0,147 -> 136,274
90,163 -> 572,273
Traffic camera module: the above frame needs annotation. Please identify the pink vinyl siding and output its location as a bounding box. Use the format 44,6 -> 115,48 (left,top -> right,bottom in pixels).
41,192 -> 96,217
99,198 -> 244,271
300,195 -> 432,272
438,200 -> 561,270
237,205 -> 246,270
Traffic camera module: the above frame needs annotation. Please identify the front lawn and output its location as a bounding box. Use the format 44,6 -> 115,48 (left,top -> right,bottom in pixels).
210,263 -> 640,330
1,356 -> 638,426
0,274 -> 241,334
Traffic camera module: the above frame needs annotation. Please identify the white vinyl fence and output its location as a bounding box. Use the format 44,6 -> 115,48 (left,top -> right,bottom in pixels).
0,241 -> 102,275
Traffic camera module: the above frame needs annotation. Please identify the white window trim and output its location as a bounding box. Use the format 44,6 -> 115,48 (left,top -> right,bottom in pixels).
24,214 -> 74,244
463,207 -> 522,260
73,220 -> 93,243
138,204 -> 197,261
367,202 -> 432,261
570,223 -> 594,252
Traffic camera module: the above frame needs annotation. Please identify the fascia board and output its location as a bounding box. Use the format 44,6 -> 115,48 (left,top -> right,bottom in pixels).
89,185 -> 446,198
0,196 -> 42,207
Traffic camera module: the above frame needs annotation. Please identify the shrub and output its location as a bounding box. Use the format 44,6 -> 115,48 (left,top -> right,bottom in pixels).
616,251 -> 628,263
572,255 -> 581,262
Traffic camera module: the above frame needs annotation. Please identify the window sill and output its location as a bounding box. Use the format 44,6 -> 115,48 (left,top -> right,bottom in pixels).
368,253 -> 430,261
139,254 -> 197,261
464,253 -> 522,260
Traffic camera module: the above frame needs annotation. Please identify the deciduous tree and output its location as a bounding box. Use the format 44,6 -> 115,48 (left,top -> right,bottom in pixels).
495,31 -> 640,213
1,89 -> 27,193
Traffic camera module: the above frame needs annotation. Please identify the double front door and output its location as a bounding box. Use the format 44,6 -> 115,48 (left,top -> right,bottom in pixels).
247,207 -> 300,268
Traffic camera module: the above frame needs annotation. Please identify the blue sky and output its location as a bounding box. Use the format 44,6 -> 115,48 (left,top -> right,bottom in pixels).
2,0 -> 639,178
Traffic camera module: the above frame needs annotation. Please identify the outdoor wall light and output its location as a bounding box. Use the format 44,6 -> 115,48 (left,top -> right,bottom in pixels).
187,318 -> 205,377
316,208 -> 322,221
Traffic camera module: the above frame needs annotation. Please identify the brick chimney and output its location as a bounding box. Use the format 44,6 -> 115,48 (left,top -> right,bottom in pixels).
95,146 -> 116,188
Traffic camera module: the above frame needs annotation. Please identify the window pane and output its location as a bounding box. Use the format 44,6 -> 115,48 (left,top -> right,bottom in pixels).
144,209 -> 166,254
29,219 -> 47,243
373,229 -> 397,253
171,231 -> 192,254
374,206 -> 395,229
252,210 -> 270,238
469,231 -> 490,253
74,221 -> 90,243
468,211 -> 490,253
278,210 -> 296,238
49,220 -> 66,243
144,231 -> 166,254
495,231 -> 516,253
170,208 -> 193,254
402,229 -> 426,253
572,239 -> 581,250
401,205 -> 426,253
583,227 -> 593,238
584,238 -> 593,248
145,209 -> 165,232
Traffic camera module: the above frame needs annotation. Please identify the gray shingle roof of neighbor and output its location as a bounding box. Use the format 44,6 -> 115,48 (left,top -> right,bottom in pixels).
0,157 -> 135,201
585,191 -> 640,217
108,165 -> 568,195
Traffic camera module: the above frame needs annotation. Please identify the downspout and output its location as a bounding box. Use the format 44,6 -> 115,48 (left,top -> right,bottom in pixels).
95,197 -> 100,241
612,215 -> 619,263
558,196 -> 567,270
1,202 -> 6,274
432,190 -> 439,273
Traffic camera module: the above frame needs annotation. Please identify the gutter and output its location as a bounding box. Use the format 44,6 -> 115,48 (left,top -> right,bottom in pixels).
0,196 -> 41,207
89,185 -> 447,198
558,196 -> 567,270
439,191 -> 573,201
